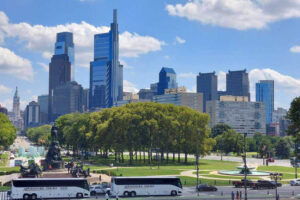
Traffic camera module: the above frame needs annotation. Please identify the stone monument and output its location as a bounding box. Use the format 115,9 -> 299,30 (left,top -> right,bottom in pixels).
43,123 -> 64,170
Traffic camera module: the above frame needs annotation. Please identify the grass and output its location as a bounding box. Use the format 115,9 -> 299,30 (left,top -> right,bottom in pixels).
0,166 -> 19,175
95,167 -> 183,176
257,166 -> 297,173
0,186 -> 10,192
180,176 -> 232,186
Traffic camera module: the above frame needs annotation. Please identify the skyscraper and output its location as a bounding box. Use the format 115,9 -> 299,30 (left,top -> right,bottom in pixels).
256,80 -> 274,124
13,87 -> 20,118
55,32 -> 75,81
48,32 -> 74,122
157,67 -> 178,95
89,9 -> 123,110
24,101 -> 40,130
38,95 -> 48,124
197,72 -> 218,112
226,70 -> 250,100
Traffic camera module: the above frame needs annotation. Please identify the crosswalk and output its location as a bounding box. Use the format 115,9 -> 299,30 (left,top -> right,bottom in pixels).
0,191 -> 10,200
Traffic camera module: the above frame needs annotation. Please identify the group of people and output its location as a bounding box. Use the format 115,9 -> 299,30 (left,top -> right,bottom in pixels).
231,191 -> 243,200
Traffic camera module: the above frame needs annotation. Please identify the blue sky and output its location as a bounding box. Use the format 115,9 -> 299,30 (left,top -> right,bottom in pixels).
1,0 -> 300,110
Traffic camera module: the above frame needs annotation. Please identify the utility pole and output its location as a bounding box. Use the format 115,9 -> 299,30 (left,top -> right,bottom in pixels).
295,143 -> 298,179
196,129 -> 200,196
270,173 -> 282,200
243,133 -> 248,200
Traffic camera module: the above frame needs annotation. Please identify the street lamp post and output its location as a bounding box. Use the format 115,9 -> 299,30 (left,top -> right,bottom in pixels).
243,133 -> 248,200
270,173 -> 282,200
196,129 -> 200,196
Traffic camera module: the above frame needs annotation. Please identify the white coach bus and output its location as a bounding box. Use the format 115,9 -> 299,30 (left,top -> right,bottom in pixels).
111,176 -> 182,197
11,178 -> 90,199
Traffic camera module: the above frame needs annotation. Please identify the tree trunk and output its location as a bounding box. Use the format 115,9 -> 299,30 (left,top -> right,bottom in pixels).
121,152 -> 124,163
135,151 -> 138,161
172,152 -> 175,162
166,151 -> 169,164
115,152 -> 118,162
143,151 -> 146,163
177,149 -> 181,163
184,152 -> 188,164
129,151 -> 133,165
139,151 -> 142,161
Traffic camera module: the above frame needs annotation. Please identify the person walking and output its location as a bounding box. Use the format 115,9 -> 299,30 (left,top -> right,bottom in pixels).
115,193 -> 119,200
236,190 -> 239,200
240,191 -> 242,199
105,192 -> 109,200
231,191 -> 235,200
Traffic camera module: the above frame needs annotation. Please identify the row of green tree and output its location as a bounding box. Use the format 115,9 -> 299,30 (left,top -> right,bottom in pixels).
0,113 -> 17,149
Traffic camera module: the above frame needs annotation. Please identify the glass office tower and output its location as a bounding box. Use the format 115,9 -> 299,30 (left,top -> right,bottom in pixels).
157,67 -> 178,95
90,9 -> 123,110
55,32 -> 75,81
226,69 -> 250,101
197,72 -> 218,112
256,80 -> 274,124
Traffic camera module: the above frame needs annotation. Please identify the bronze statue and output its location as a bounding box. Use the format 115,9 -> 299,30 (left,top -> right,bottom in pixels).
20,162 -> 42,178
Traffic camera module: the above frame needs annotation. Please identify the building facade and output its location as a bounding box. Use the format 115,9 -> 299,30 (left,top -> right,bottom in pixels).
206,100 -> 266,136
89,9 -> 123,110
24,101 -> 40,130
220,95 -> 248,102
8,87 -> 24,131
256,80 -> 274,124
38,95 -> 48,124
52,81 -> 83,119
157,67 -> 178,95
226,70 -> 250,100
272,107 -> 287,123
82,89 -> 89,112
153,92 -> 203,112
197,72 -> 218,112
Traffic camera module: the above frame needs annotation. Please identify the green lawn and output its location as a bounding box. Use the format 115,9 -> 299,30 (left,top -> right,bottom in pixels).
95,167 -> 183,176
180,176 -> 232,186
0,166 -> 19,175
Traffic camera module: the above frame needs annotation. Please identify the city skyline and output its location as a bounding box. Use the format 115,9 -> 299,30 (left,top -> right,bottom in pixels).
1,0 -> 300,110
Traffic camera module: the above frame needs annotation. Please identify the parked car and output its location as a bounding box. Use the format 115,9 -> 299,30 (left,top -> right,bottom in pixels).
290,179 -> 300,186
197,184 -> 217,191
90,183 -> 111,195
252,180 -> 281,189
232,179 -> 255,188
267,158 -> 275,162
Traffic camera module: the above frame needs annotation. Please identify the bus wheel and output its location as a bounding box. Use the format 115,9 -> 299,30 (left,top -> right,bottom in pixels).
31,194 -> 37,200
123,191 -> 130,197
171,191 -> 177,196
23,194 -> 30,200
131,191 -> 136,197
76,193 -> 83,199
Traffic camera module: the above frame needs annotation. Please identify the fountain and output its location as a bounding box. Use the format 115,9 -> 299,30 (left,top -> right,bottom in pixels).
219,166 -> 270,176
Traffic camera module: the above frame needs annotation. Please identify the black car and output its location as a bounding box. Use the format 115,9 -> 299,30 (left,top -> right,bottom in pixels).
197,184 -> 218,191
252,180 -> 280,189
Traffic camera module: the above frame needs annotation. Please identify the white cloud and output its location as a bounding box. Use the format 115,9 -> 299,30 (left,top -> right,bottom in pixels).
38,62 -> 49,72
0,11 -> 165,68
175,36 -> 186,44
166,0 -> 300,30
0,84 -> 11,94
0,47 -> 34,81
123,80 -> 139,94
178,72 -> 197,78
290,45 -> 300,53
164,55 -> 170,59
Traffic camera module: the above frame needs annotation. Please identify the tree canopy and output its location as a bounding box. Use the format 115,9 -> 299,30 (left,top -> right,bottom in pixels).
288,97 -> 300,142
0,113 -> 17,149
55,102 -> 215,164
26,125 -> 52,146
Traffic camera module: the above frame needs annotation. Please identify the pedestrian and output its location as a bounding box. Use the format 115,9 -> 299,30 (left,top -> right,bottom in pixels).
231,191 -> 235,200
115,193 -> 119,200
99,175 -> 102,182
105,192 -> 109,200
236,190 -> 239,200
240,191 -> 242,199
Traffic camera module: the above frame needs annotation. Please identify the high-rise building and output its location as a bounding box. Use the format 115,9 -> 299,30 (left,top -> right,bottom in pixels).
8,87 -> 24,130
153,91 -> 203,113
55,32 -> 75,81
197,72 -> 218,112
52,81 -> 83,119
256,80 -> 274,124
82,89 -> 89,112
157,67 -> 178,95
0,104 -> 8,115
226,70 -> 250,100
13,87 -> 20,118
207,100 -> 266,136
24,101 -> 40,130
48,33 -> 74,122
89,9 -> 123,110
272,107 -> 287,123
150,83 -> 158,94
38,95 -> 48,124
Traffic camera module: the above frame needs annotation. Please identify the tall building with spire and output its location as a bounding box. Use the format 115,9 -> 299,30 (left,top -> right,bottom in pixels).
13,87 -> 20,118
89,9 -> 123,110
8,87 -> 24,131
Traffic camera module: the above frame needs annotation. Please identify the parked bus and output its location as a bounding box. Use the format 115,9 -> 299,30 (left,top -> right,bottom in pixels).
111,176 -> 182,197
11,178 -> 90,199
